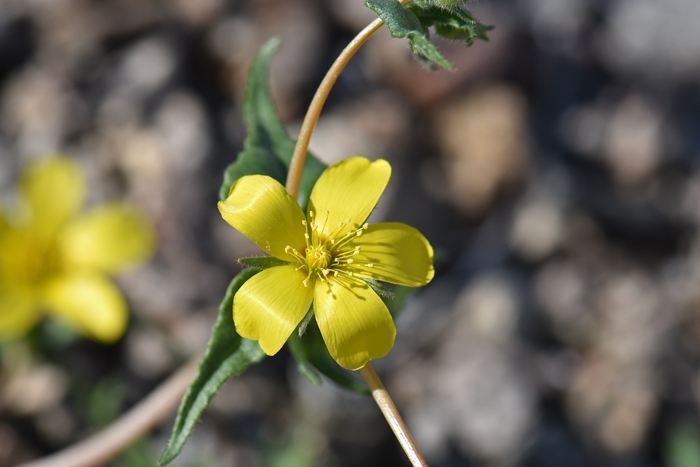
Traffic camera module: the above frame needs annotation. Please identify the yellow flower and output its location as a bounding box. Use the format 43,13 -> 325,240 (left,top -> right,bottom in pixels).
0,156 -> 156,343
218,157 -> 434,370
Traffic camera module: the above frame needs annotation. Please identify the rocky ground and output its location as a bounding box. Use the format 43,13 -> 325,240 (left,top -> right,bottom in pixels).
2,0 -> 700,466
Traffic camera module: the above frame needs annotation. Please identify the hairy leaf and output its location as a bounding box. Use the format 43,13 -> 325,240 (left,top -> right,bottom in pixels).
219,38 -> 326,211
366,0 -> 454,70
408,4 -> 492,45
159,269 -> 266,465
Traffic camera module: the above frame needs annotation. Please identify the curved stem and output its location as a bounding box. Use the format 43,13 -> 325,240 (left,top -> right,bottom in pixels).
285,16 -> 384,198
359,362 -> 428,467
18,357 -> 200,467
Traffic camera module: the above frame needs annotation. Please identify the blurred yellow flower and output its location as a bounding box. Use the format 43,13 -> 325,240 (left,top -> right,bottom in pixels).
0,156 -> 156,343
219,157 -> 434,370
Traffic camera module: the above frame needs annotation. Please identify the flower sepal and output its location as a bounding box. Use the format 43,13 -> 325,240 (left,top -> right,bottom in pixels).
238,256 -> 291,270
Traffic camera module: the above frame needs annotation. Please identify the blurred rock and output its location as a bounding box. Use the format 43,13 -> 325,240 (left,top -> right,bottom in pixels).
1,362 -> 68,416
432,84 -> 529,216
291,91 -> 411,166
0,422 -> 38,466
154,91 -> 210,173
163,0 -> 223,27
535,259 -> 594,345
397,274 -> 536,465
126,327 -> 174,378
34,405 -> 78,446
520,0 -> 590,41
511,196 -> 564,261
603,95 -> 665,185
599,0 -> 700,81
1,65 -> 74,155
567,356 -> 658,455
119,37 -> 176,96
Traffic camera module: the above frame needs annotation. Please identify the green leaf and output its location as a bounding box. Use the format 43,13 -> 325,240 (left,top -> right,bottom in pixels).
288,318 -> 370,396
666,423 -> 700,467
238,256 -> 290,270
408,4 -> 493,45
365,0 -> 454,70
159,269 -> 266,466
219,37 -> 327,211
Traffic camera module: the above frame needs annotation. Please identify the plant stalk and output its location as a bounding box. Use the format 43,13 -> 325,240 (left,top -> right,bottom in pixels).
359,362 -> 428,467
285,0 -> 409,198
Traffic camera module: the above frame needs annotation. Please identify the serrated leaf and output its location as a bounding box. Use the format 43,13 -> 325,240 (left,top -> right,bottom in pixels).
219,38 -> 327,210
288,318 -> 370,396
159,269 -> 266,466
238,256 -> 290,270
408,4 -> 493,45
366,0 -> 455,70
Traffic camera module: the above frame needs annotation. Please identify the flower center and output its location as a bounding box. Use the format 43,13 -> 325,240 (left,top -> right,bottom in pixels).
284,210 -> 373,287
306,244 -> 331,270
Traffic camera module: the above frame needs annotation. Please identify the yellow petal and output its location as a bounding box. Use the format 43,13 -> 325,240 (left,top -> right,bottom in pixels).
233,265 -> 314,356
21,156 -> 86,238
218,175 -> 306,261
59,202 -> 156,275
347,222 -> 434,287
314,275 -> 396,370
0,286 -> 40,341
42,273 -> 128,344
308,157 -> 390,240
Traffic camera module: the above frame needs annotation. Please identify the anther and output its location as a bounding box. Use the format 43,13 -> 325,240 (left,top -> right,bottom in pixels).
304,233 -> 309,239
285,246 -> 291,253
310,211 -> 314,218
363,223 -> 369,229
347,259 -> 354,264
365,263 -> 374,267
302,220 -> 307,226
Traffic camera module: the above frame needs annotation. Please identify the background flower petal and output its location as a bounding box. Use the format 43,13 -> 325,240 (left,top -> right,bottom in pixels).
59,202 -> 156,275
348,222 -> 434,287
308,157 -> 390,240
0,286 -> 40,341
42,273 -> 128,344
20,156 -> 86,238
314,276 -> 396,370
219,175 -> 306,261
233,265 -> 314,356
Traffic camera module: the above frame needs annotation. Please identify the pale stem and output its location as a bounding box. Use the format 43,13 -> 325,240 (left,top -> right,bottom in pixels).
285,0 -> 409,198
359,362 -> 429,467
17,356 -> 200,467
